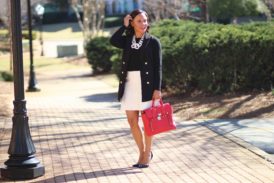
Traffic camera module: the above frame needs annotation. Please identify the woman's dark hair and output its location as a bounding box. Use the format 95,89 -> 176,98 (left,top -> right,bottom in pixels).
125,9 -> 150,36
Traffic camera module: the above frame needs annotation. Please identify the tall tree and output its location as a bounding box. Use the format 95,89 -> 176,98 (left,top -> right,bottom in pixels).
70,0 -> 84,34
71,0 -> 105,43
143,0 -> 208,22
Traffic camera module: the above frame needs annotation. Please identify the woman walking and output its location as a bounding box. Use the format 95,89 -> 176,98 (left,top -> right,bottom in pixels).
110,9 -> 162,168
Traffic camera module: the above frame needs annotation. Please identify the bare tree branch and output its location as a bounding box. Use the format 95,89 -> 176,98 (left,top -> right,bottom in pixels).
70,0 -> 105,43
144,0 -> 208,22
71,0 -> 84,34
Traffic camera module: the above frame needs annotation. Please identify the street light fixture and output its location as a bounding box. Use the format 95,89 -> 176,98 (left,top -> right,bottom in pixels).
27,0 -> 41,92
0,0 -> 45,180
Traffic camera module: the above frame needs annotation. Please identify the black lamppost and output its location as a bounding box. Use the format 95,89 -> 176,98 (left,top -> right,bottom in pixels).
27,0 -> 40,92
0,0 -> 45,180
39,15 -> 44,56
34,4 -> 45,56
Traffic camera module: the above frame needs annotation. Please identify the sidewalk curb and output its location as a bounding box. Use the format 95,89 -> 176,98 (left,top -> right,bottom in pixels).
195,119 -> 274,164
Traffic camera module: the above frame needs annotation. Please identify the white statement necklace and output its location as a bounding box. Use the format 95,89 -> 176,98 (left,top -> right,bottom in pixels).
131,35 -> 144,49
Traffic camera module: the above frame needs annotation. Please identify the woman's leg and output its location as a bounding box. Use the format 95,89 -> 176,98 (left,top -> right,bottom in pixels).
141,132 -> 153,164
126,110 -> 144,163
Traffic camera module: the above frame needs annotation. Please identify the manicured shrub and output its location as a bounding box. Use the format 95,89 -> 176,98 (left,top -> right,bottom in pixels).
149,19 -> 274,94
109,19 -> 274,94
85,36 -> 114,74
0,71 -> 13,82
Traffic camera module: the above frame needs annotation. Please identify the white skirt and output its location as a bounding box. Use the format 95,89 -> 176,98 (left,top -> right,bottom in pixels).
120,71 -> 159,111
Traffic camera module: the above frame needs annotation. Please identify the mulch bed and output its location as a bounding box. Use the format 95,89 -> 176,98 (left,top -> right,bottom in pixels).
165,91 -> 274,120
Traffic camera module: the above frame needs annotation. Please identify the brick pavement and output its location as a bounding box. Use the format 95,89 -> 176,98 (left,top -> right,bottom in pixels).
1,68 -> 274,183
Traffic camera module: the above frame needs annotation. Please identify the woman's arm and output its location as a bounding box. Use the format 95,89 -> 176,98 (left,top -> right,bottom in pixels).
109,26 -> 127,49
110,15 -> 132,49
152,38 -> 162,91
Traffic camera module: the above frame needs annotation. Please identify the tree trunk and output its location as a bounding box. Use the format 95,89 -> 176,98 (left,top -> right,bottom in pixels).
82,0 -> 105,39
71,2 -> 85,36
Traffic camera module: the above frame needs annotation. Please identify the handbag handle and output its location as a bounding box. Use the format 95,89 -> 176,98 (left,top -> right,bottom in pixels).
152,98 -> 163,107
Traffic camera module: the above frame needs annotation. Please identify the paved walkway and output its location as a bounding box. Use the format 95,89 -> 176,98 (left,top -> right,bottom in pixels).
1,68 -> 274,183
198,118 -> 274,161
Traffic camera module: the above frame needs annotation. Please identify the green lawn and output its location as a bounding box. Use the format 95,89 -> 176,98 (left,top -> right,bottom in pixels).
0,53 -> 118,86
1,22 -> 112,43
0,54 -> 88,73
0,29 -> 8,34
1,23 -> 84,41
41,23 -> 84,40
0,22 -> 114,81
1,23 -> 89,72
41,23 -> 110,40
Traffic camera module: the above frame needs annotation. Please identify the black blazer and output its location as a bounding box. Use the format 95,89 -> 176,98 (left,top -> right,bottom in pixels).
110,26 -> 162,102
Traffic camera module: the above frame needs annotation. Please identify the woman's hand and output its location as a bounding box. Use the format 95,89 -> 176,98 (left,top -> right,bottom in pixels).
152,90 -> 161,100
124,14 -> 132,27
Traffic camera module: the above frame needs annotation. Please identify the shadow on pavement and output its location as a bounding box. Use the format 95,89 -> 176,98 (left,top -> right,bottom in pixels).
57,71 -> 93,79
30,168 -> 141,183
200,119 -> 274,154
32,129 -> 131,151
233,104 -> 274,118
81,92 -> 117,103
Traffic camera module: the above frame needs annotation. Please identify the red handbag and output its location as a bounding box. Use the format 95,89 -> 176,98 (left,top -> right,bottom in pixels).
141,99 -> 176,136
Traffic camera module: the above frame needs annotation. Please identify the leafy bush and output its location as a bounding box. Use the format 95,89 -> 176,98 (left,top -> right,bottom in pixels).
149,19 -> 274,94
108,20 -> 274,94
0,71 -> 13,81
85,36 -> 114,74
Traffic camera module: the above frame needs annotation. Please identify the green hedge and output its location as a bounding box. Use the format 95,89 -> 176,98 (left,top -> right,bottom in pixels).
149,19 -> 274,93
0,71 -> 13,82
85,37 -> 116,74
87,20 -> 274,94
